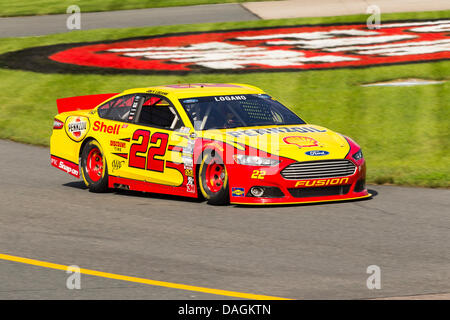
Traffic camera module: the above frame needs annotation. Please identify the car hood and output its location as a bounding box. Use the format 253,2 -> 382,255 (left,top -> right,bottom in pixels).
200,124 -> 350,162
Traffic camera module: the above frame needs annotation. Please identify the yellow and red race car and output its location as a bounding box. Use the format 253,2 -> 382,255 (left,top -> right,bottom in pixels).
50,83 -> 370,205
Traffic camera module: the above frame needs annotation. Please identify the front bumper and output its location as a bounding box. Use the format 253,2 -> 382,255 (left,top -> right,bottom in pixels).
227,159 -> 369,205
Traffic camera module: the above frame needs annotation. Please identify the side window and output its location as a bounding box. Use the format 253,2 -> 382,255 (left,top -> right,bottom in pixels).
138,95 -> 183,130
97,99 -> 113,118
98,94 -> 136,122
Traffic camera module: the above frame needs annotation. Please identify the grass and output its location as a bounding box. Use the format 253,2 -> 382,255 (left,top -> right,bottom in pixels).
0,0 -> 273,17
0,10 -> 448,187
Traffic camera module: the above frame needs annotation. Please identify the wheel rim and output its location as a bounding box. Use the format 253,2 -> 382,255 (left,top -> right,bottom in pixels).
205,159 -> 225,193
86,147 -> 103,182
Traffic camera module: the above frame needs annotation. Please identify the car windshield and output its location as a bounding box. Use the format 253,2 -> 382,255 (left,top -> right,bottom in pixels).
179,94 -> 305,130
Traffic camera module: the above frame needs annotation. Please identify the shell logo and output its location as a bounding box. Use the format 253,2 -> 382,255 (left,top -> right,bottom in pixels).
283,136 -> 319,148
65,116 -> 90,142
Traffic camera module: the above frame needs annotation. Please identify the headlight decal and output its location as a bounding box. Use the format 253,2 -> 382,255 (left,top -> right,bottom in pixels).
234,154 -> 280,166
352,149 -> 363,161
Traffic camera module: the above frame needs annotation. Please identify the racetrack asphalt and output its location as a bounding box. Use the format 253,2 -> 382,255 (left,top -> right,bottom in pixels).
0,4 -> 259,38
0,0 -> 449,38
0,139 -> 449,299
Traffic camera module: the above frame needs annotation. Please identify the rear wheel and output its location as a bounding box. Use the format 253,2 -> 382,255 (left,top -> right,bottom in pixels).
198,150 -> 229,205
80,140 -> 109,193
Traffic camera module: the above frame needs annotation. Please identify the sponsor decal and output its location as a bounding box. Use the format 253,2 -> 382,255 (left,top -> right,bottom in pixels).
127,95 -> 141,122
186,175 -> 195,193
295,177 -> 349,187
305,150 -> 330,156
184,168 -> 194,177
0,19 -> 448,74
186,184 -> 195,193
283,136 -> 319,148
93,121 -> 121,135
111,159 -> 125,172
109,138 -> 130,153
181,139 -> 195,167
51,155 -> 80,178
214,95 -> 246,102
184,141 -> 196,193
59,162 -> 79,176
146,89 -> 169,95
110,140 -> 126,151
227,126 -> 326,138
65,116 -> 90,142
182,99 -> 199,104
232,187 -> 245,197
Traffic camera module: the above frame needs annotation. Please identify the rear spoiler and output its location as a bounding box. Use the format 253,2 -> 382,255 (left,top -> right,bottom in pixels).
56,93 -> 118,114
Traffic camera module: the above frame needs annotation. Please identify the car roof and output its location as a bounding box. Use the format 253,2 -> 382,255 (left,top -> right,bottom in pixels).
121,83 -> 265,98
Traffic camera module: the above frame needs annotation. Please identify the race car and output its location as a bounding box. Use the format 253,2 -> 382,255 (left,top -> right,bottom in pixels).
50,83 -> 370,205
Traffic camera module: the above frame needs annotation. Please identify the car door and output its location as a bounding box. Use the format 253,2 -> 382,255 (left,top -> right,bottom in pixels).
120,94 -> 190,188
90,93 -> 144,179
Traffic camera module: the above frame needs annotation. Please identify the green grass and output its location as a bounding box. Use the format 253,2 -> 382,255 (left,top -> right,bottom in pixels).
0,10 -> 449,187
0,0 -> 273,17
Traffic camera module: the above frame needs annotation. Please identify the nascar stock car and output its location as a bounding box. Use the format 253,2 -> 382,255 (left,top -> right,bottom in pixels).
50,83 -> 370,205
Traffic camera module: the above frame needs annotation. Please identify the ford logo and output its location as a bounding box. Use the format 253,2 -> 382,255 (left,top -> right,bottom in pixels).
305,150 -> 329,156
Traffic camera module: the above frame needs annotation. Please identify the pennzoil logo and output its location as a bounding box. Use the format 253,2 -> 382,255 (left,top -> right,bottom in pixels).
65,116 -> 89,142
0,19 -> 448,74
283,136 -> 319,148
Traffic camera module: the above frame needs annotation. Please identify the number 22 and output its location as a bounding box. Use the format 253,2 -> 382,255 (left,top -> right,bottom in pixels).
129,129 -> 168,172
251,170 -> 266,179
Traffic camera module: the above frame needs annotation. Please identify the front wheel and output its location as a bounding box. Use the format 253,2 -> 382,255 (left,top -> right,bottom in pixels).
80,140 -> 109,193
198,150 -> 229,205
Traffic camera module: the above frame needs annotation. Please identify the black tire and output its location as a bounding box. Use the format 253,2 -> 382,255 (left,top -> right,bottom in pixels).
198,150 -> 229,205
80,140 -> 109,193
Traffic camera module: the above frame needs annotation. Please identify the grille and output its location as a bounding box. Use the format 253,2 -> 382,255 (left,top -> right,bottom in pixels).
281,160 -> 356,180
288,185 -> 351,198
